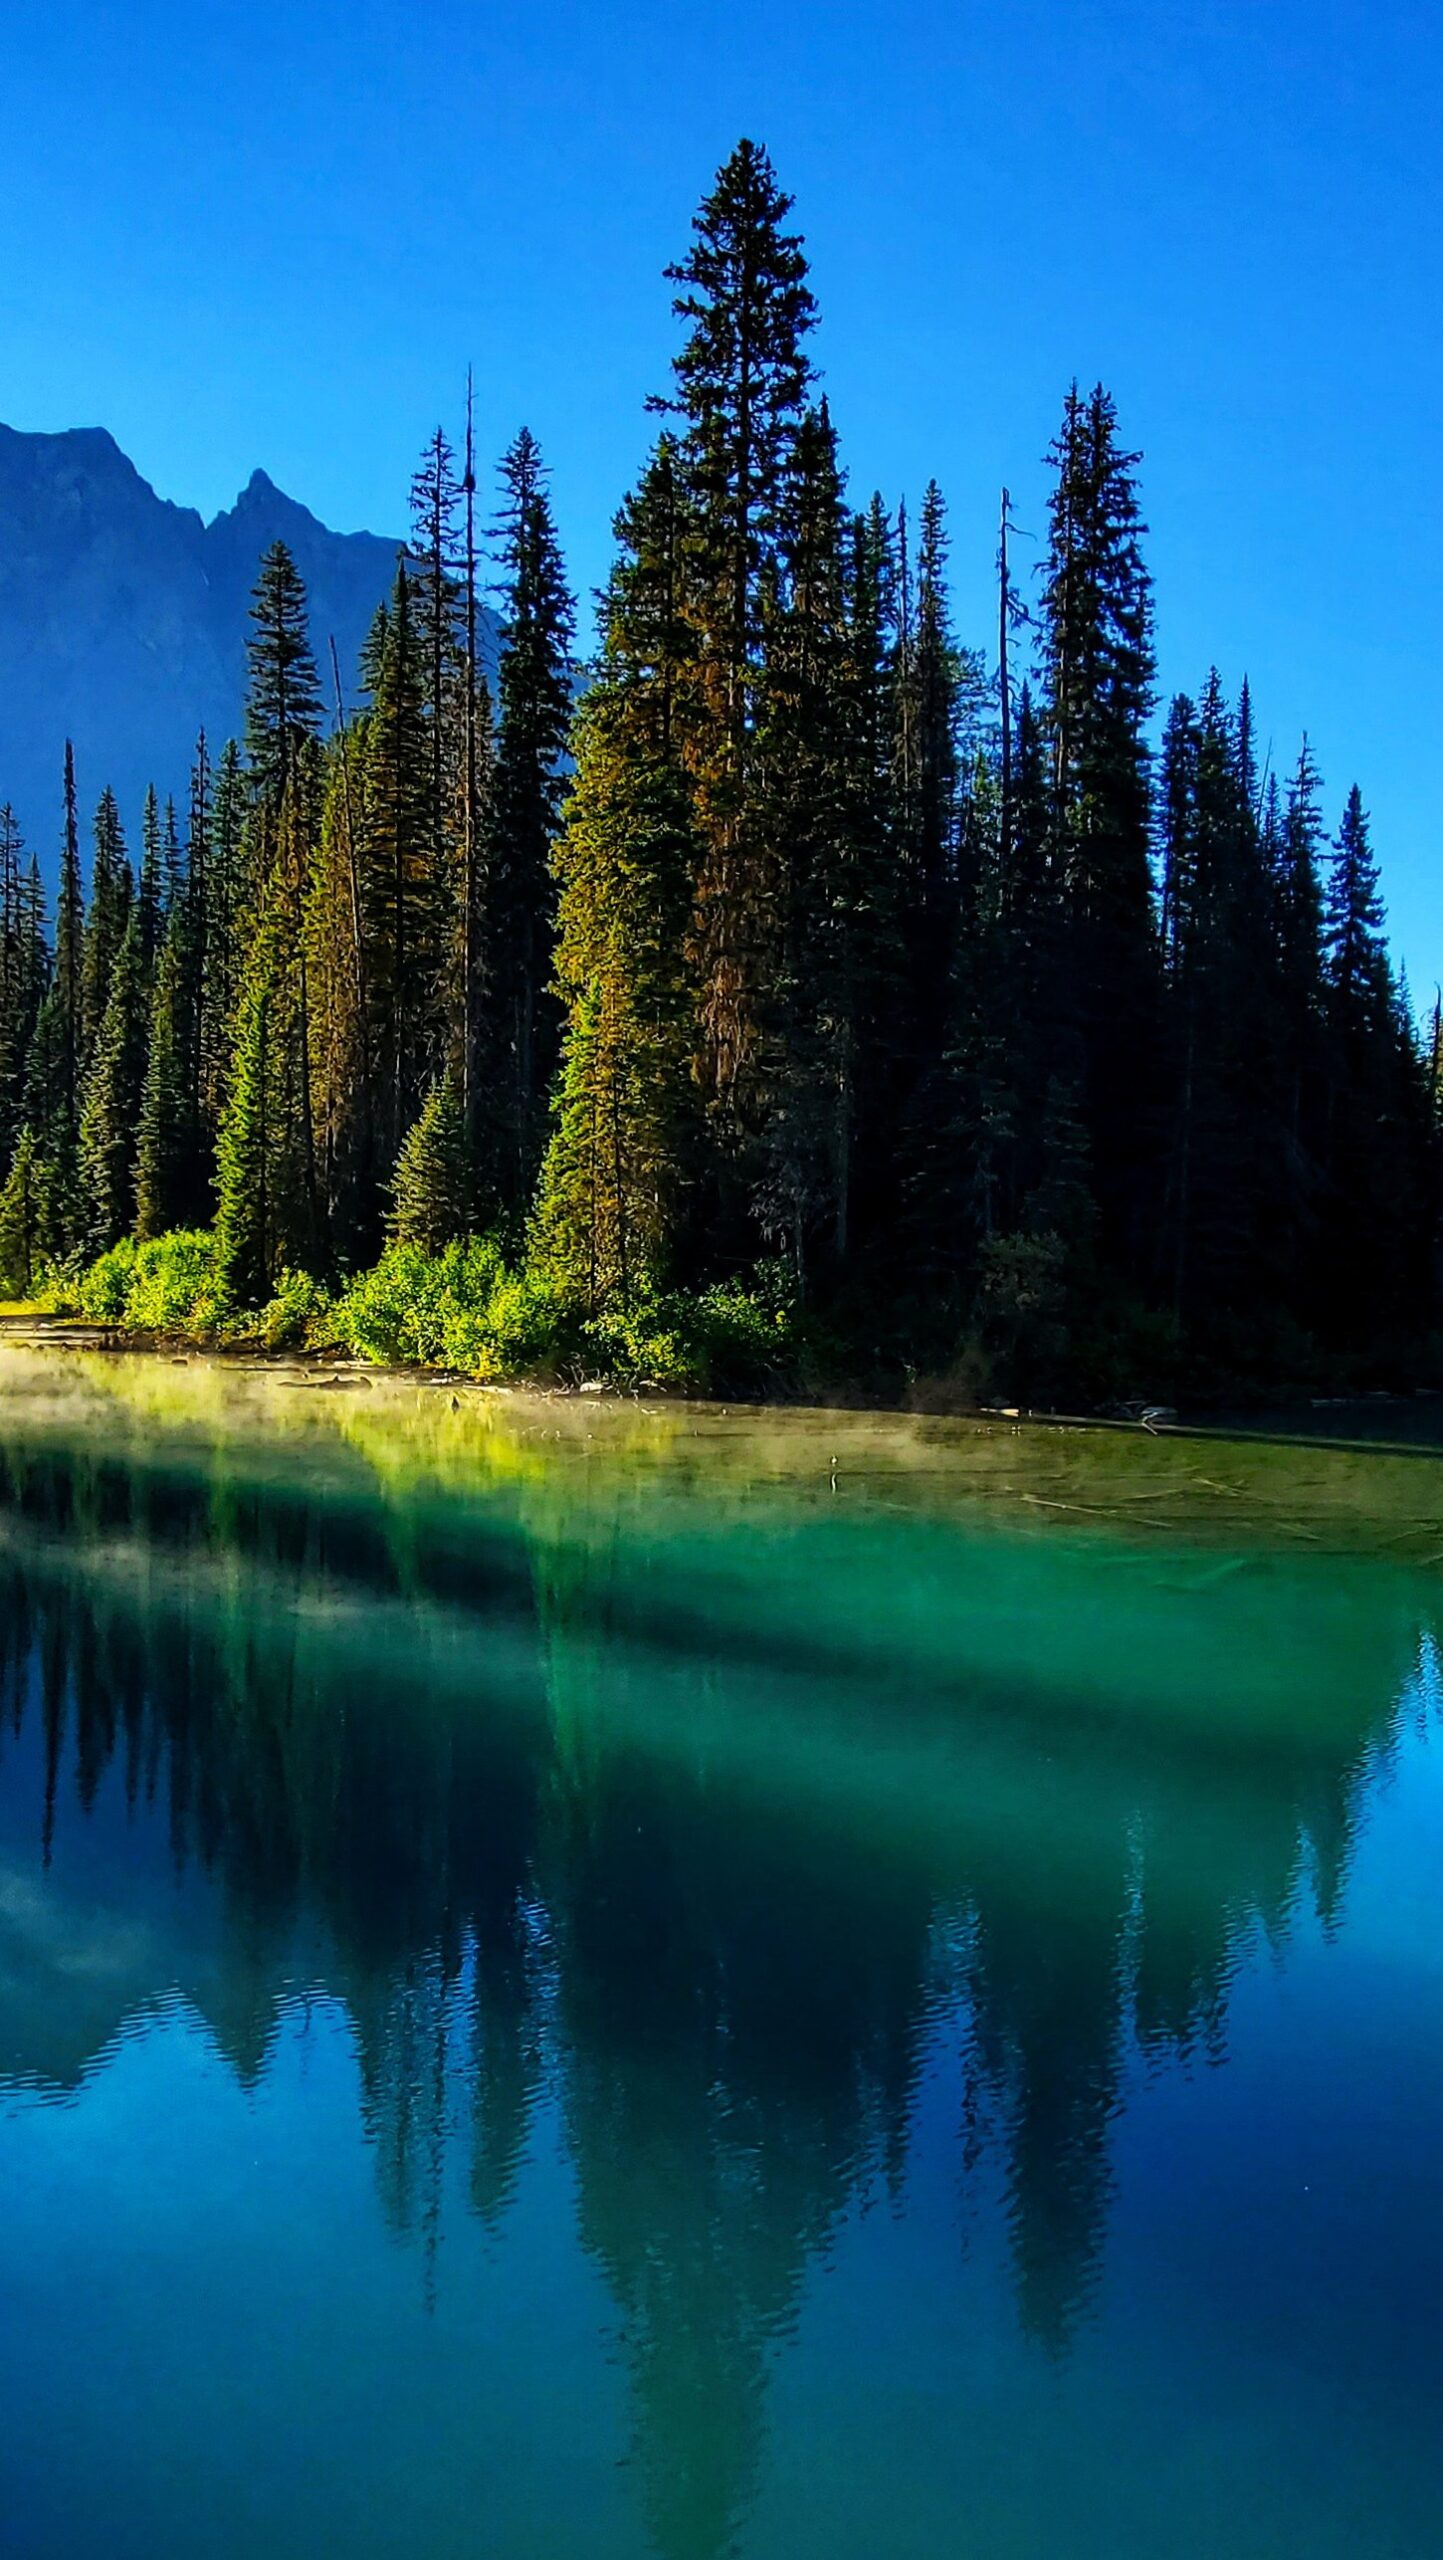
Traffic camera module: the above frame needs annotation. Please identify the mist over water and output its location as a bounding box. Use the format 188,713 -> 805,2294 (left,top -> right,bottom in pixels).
2,1353 -> 1441,2560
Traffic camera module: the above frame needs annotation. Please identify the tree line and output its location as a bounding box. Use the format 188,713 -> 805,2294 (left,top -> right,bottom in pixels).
1,138 -> 1436,1396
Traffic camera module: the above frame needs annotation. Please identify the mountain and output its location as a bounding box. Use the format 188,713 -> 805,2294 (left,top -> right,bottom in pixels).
0,423 -> 421,873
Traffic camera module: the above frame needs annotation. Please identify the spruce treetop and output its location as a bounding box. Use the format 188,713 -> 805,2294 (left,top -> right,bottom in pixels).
245,539 -> 322,806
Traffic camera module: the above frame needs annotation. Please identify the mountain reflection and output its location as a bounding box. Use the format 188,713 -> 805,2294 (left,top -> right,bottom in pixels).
0,1400 -> 1432,2560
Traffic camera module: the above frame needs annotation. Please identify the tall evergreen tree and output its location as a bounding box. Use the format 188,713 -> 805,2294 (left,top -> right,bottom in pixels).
214,881 -> 316,1301
135,884 -> 203,1240
0,808 -> 46,1178
199,737 -> 246,1142
408,426 -> 466,879
78,912 -> 147,1249
897,480 -> 961,1030
751,404 -> 884,1273
1038,382 -> 1159,1262
227,547 -> 324,1280
245,540 -> 323,829
305,731 -> 371,1258
138,784 -> 165,976
0,1127 -> 44,1299
536,442 -> 699,1304
390,1072 -> 469,1251
81,788 -> 133,1058
361,563 -> 439,1166
1315,788 -> 1432,1341
658,138 -> 817,1127
481,428 -> 575,1212
53,742 -> 86,1141
1160,673 -> 1284,1325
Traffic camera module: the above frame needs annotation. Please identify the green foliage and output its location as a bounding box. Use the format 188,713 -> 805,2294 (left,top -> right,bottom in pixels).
78,913 -> 148,1250
136,896 -> 202,1240
533,489 -> 699,1302
80,787 -> 134,1058
578,1262 -> 798,1394
246,540 -> 323,812
360,560 -> 442,1157
0,808 -> 46,1178
76,1235 -> 139,1321
123,1230 -> 218,1330
0,1127 -> 44,1298
326,1235 -> 795,1391
214,889 -> 314,1301
390,1075 -> 469,1251
329,1236 -> 552,1376
256,1266 -> 330,1350
480,426 -> 577,1211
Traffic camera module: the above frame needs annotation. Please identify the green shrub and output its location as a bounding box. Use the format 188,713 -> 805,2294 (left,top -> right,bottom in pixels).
477,1268 -> 574,1377
77,1237 -> 139,1322
124,1230 -> 219,1331
692,1265 -> 797,1392
331,1237 -> 510,1371
582,1298 -> 698,1390
251,1265 -> 331,1350
578,1263 -> 798,1395
55,1225 -> 798,1395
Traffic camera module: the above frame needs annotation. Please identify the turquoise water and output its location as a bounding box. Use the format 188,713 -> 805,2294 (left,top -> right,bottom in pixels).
1,1351 -> 1441,2559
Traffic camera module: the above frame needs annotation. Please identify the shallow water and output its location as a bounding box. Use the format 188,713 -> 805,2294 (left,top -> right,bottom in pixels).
1,1351 -> 1441,2560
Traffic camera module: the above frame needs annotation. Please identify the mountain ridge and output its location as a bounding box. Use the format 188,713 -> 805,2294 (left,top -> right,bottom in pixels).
0,422 -> 420,874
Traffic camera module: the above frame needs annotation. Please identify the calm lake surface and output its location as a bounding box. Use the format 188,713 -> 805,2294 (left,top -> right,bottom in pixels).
2,1349 -> 1441,2560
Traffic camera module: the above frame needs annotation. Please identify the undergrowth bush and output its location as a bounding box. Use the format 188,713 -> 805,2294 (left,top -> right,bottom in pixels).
329,1237 -> 519,1371
123,1231 -> 219,1332
75,1237 -> 139,1321
55,1225 -> 799,1394
255,1266 -> 331,1350
577,1262 -> 798,1395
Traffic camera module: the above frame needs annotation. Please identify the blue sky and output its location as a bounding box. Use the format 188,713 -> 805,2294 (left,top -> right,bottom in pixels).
2,0 -> 1439,980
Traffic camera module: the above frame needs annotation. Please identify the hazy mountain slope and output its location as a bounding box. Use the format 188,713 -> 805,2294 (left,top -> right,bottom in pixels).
0,423 -> 439,871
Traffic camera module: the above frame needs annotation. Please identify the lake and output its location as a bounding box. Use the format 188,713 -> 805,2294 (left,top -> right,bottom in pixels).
1,1347 -> 1440,2560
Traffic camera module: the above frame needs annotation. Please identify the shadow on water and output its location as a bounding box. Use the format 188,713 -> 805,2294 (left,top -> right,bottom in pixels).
0,1351 -> 1439,2559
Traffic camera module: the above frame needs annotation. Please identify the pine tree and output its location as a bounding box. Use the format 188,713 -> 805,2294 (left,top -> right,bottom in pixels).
389,1073 -> 469,1250
657,138 -> 817,1127
54,743 -> 85,1119
1278,739 -> 1326,1028
1038,382 -> 1159,1262
1269,737 -> 1328,1293
138,784 -> 165,976
78,912 -> 147,1249
1326,785 -> 1389,1028
305,732 -> 371,1257
536,442 -> 699,1304
17,994 -> 82,1266
751,404 -> 880,1274
214,883 -> 315,1301
245,540 -> 323,829
408,426 -> 466,877
0,1126 -> 44,1298
0,807 -> 46,1179
81,788 -> 133,1057
481,428 -> 575,1211
199,737 -> 246,1140
1160,673 -> 1284,1325
361,561 -> 439,1166
1316,788 -> 1431,1342
135,888 -> 202,1240
899,480 -> 961,1027
227,549 -> 324,1273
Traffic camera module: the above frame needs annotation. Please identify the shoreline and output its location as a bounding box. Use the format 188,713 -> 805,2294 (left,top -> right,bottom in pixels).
5,1310 -> 1443,1458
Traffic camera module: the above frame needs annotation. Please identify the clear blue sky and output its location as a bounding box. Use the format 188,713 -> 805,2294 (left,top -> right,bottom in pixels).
3,0 -> 1438,981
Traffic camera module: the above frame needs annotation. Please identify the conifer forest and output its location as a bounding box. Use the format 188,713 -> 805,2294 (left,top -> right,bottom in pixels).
1,140 -> 1435,1404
